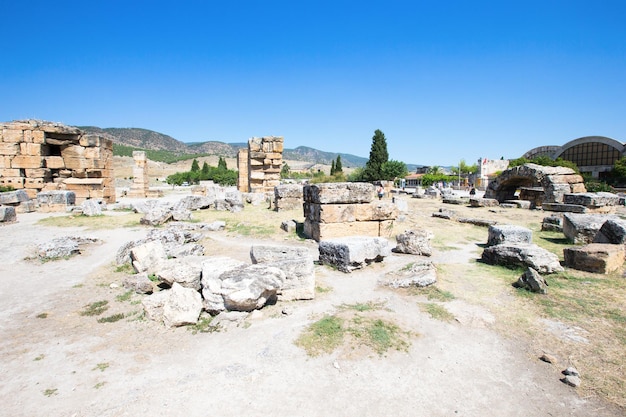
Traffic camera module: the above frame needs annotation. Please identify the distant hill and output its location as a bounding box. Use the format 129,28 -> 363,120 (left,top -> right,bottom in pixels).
79,126 -> 371,168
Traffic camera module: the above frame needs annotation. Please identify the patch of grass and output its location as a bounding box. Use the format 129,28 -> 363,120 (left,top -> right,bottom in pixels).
115,290 -> 133,302
34,354 -> 45,361
315,285 -> 332,293
188,316 -> 220,334
43,388 -> 58,397
37,213 -> 142,229
409,285 -> 456,302
80,300 -> 109,316
72,283 -> 84,288
94,382 -> 107,389
295,315 -> 345,356
97,313 -> 125,323
228,221 -> 276,237
93,362 -> 109,372
340,301 -> 386,312
114,263 -> 135,274
349,317 -> 411,355
36,313 -> 48,319
147,274 -> 159,282
420,303 -> 455,322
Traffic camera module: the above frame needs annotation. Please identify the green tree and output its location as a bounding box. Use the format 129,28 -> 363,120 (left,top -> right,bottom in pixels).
330,159 -> 336,175
362,129 -> 389,181
335,155 -> 343,174
281,162 -> 291,179
427,166 -> 442,175
381,160 -> 408,181
218,157 -> 227,171
201,162 -> 210,177
191,158 -> 200,172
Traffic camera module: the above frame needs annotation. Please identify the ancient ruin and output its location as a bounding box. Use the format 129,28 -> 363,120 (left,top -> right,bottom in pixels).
237,136 -> 283,193
0,120 -> 115,204
127,151 -> 149,198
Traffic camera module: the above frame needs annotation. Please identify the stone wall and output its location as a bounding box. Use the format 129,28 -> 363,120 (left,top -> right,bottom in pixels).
247,136 -> 283,193
0,120 -> 115,204
303,182 -> 398,241
237,148 -> 249,192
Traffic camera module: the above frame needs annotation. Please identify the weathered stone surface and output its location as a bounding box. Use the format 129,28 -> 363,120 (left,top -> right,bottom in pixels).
0,206 -> 17,223
275,184 -> 303,199
37,190 -> 75,206
273,258 -> 315,300
563,213 -> 619,244
542,203 -> 587,213
200,257 -> 247,313
81,199 -> 103,216
163,283 -> 203,328
167,243 -> 205,258
205,220 -> 226,231
380,260 -> 437,288
244,192 -> 268,206
140,206 -> 173,226
541,215 -> 563,232
458,218 -> 497,227
37,236 -> 99,259
513,267 -> 548,294
503,200 -> 532,209
442,197 -> 466,205
220,264 -> 285,311
563,192 -> 620,208
487,225 -> 533,247
130,240 -> 167,273
593,219 -> 626,244
281,219 -> 297,232
122,273 -> 155,294
304,182 -> 375,204
304,201 -> 398,223
174,195 -> 214,211
432,208 -> 456,220
318,236 -> 391,273
0,190 -> 29,205
563,243 -> 625,274
250,244 -> 311,263
156,256 -> 204,290
470,198 -> 499,207
394,229 -> 434,256
303,220 -> 382,241
141,290 -> 169,322
481,243 -> 564,274
171,207 -> 192,221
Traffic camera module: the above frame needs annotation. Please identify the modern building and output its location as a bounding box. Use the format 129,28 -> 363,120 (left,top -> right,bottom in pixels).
523,136 -> 623,179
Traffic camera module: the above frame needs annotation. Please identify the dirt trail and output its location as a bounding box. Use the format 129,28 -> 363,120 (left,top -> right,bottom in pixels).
0,203 -> 621,417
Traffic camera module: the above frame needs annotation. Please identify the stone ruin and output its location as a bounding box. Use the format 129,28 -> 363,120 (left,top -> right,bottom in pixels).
303,182 -> 399,241
274,183 -> 304,211
127,151 -> 149,198
237,136 -> 283,193
0,120 -> 115,205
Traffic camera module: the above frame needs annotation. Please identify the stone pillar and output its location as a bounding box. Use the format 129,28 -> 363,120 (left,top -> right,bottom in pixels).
237,148 -> 249,192
127,151 -> 149,198
247,136 -> 283,193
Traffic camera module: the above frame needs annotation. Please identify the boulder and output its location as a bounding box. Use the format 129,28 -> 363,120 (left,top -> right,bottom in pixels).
593,219 -> 626,244
563,192 -> 620,208
81,199 -> 104,216
171,208 -> 192,221
37,236 -> 99,259
141,290 -> 169,322
0,206 -> 17,223
250,244 -> 311,263
458,218 -> 497,227
156,256 -> 204,290
200,257 -> 248,314
244,192 -> 268,206
481,243 -> 564,274
122,273 -> 155,294
205,221 -> 226,231
281,220 -> 297,232
174,195 -> 214,211
130,240 -> 167,274
563,243 -> 625,274
394,229 -> 434,256
541,215 -> 563,232
513,267 -> 548,294
487,225 -> 532,247
318,236 -> 391,273
563,213 -> 618,244
37,190 -> 75,206
220,264 -> 285,311
167,243 -> 205,258
272,258 -> 315,300
380,260 -> 437,288
162,283 -> 203,328
140,206 -> 173,226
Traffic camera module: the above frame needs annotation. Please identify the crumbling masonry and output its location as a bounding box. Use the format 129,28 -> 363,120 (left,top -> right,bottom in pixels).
0,120 -> 115,204
237,136 -> 283,193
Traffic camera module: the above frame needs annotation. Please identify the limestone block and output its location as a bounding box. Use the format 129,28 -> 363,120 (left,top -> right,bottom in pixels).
275,184 -> 303,199
2,129 -> 23,142
25,168 -> 50,178
1,168 -> 21,177
274,197 -> 302,211
304,182 -> 375,204
0,189 -> 29,204
263,152 -> 282,160
274,258 -> 315,300
162,283 -> 203,328
303,219 -> 381,241
563,243 -> 625,274
0,206 -> 17,223
570,183 -> 587,193
23,130 -> 32,143
487,225 -> 533,246
64,157 -> 100,170
542,203 -> 587,213
318,236 -> 391,273
61,145 -> 85,159
304,201 -> 399,223
24,178 -> 44,189
23,189 -> 38,199
10,155 -> 43,169
272,141 -> 284,153
0,142 -> 19,155
594,219 -> 626,244
563,192 -> 620,208
563,213 -> 619,244
32,130 -> 45,144
250,170 -> 266,180
264,173 -> 281,181
16,199 -> 36,212
250,244 -> 312,263
481,243 -> 564,274
84,147 -> 103,159
44,156 -> 65,169
19,142 -> 42,156
79,135 -> 102,147
0,177 -> 25,188
249,158 -> 264,166
0,156 -> 8,168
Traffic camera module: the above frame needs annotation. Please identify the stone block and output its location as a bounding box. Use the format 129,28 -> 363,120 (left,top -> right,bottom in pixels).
10,155 -> 42,169
61,145 -> 85,159
487,225 -> 533,246
19,142 -> 42,156
303,219 -> 381,241
79,135 -> 103,147
318,236 -> 391,272
275,184 -> 303,199
24,178 -> 44,189
1,168 -> 21,177
25,168 -> 50,178
563,243 -> 625,274
63,157 -> 100,170
304,201 -> 398,223
0,177 -> 25,188
593,219 -> 626,244
44,156 -> 65,169
563,192 -> 620,208
563,213 -> 619,244
0,190 -> 30,204
542,203 -> 587,213
2,129 -> 23,142
304,182 -> 375,204
32,130 -> 45,143
0,142 -> 19,155
37,190 -> 76,206
0,206 -> 17,223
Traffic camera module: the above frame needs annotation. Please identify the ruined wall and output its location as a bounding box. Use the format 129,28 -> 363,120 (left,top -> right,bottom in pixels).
247,136 -> 283,193
0,120 -> 115,203
237,148 -> 249,192
127,151 -> 149,198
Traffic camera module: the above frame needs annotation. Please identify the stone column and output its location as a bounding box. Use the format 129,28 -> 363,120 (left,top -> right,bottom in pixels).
127,151 -> 148,198
237,148 -> 249,192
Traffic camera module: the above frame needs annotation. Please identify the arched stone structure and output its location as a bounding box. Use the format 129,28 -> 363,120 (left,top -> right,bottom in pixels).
484,163 -> 586,205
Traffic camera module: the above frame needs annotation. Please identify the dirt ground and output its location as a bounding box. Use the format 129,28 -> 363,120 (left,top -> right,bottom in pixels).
0,190 -> 623,417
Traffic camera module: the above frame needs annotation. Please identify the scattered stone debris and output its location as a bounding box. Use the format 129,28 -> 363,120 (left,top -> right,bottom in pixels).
541,215 -> 563,232
561,367 -> 581,387
481,243 -> 564,274
380,260 -> 437,288
512,267 -> 548,294
394,229 -> 433,256
36,236 -> 100,260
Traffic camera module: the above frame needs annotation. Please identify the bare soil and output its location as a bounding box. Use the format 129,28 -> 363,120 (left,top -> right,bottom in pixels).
0,192 -> 623,417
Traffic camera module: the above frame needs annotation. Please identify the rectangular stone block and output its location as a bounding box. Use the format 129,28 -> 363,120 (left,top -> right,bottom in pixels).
1,168 -> 21,177
2,129 -> 24,142
32,130 -> 45,144
249,158 -> 264,166
24,178 -> 44,188
84,147 -> 103,159
304,182 -> 375,204
20,142 -> 42,156
23,130 -> 32,143
0,189 -> 29,204
63,157 -> 100,170
10,155 -> 42,169
250,170 -> 266,180
0,177 -> 25,188
25,168 -> 50,178
44,156 -> 65,169
0,142 -> 19,155
304,202 -> 399,223
303,219 -> 382,241
79,135 -> 102,147
563,243 -> 625,274
61,145 -> 85,159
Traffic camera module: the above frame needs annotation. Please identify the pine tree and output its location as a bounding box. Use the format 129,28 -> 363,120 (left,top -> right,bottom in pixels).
335,155 -> 343,173
218,157 -> 227,170
330,159 -> 336,175
191,158 -> 200,172
363,129 -> 389,181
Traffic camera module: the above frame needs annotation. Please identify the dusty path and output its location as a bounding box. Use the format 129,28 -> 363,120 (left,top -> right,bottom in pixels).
0,204 -> 621,417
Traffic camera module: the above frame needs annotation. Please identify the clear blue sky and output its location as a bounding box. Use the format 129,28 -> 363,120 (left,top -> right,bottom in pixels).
2,1 -> 625,166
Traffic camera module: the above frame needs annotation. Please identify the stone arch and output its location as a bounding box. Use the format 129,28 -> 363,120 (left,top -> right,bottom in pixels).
484,163 -> 586,205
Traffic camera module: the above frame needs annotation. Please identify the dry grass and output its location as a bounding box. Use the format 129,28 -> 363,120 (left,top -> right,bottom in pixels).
37,212 -> 143,229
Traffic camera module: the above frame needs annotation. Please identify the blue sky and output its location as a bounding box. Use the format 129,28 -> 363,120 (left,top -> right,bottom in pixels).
2,1 -> 625,166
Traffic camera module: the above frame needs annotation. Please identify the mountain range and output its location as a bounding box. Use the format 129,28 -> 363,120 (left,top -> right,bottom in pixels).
79,126 -> 370,168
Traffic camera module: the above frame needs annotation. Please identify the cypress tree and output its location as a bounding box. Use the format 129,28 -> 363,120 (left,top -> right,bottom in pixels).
335,155 -> 343,173
330,159 -> 336,175
363,129 -> 389,181
191,158 -> 200,172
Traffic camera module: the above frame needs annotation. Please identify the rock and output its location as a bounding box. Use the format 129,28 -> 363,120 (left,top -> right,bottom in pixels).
171,207 -> 192,221
542,203 -> 587,213
541,215 -> 563,232
131,199 -> 162,214
563,213 -> 619,244
563,243 -> 625,274
37,236 -> 99,259
539,353 -> 557,364
122,273 -> 155,294
130,240 -> 167,274
273,258 -> 316,300
318,236 -> 391,273
458,218 -> 497,227
211,311 -> 248,329
0,206 -> 17,223
281,220 -> 297,232
81,199 -> 104,216
487,225 -> 533,247
141,290 -> 169,322
0,190 -> 29,205
220,264 -> 285,311
593,218 -> 626,244
469,198 -> 499,207
380,260 -> 437,288
513,267 -> 548,294
432,208 -> 456,220
244,192 -> 268,206
156,256 -> 205,290
304,182 -> 375,204
162,283 -> 203,328
563,192 -> 620,208
394,229 -> 434,256
37,190 -> 75,207
167,243 -> 205,258
481,243 -> 564,274
250,244 -> 311,263
174,195 -> 214,211
442,197 -> 465,205
200,257 -> 248,314
562,375 -> 581,387
205,221 -> 226,231
563,367 -> 580,377
503,200 -> 532,209
140,206 -> 173,226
